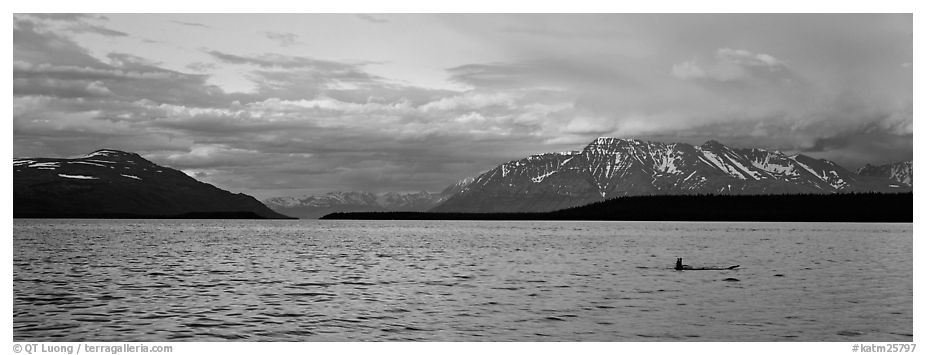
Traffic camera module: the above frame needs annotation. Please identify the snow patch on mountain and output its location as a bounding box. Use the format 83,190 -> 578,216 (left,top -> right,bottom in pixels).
29,162 -> 60,169
698,147 -> 746,179
82,150 -> 125,159
532,170 -> 556,183
792,158 -> 824,181
58,174 -> 98,180
750,157 -> 795,176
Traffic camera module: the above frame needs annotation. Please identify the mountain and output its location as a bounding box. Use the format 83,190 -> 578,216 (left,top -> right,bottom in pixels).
856,161 -> 912,187
432,138 -> 908,213
264,191 -> 443,219
14,149 -> 290,219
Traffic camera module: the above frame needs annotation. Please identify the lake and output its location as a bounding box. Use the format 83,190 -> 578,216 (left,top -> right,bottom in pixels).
13,219 -> 912,341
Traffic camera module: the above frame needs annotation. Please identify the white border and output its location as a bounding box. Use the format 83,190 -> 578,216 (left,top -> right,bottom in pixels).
5,3 -> 921,355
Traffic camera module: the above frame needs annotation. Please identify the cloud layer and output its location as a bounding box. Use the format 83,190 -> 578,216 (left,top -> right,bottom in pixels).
13,14 -> 912,198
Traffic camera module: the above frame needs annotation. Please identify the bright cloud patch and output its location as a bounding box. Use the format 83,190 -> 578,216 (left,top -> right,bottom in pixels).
671,61 -> 707,80
716,48 -> 786,69
673,47 -> 789,83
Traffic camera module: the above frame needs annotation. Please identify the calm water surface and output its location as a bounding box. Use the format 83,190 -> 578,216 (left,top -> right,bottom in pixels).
14,219 -> 912,341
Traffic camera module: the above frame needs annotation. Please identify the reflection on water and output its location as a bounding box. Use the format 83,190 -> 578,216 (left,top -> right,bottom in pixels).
14,220 -> 912,341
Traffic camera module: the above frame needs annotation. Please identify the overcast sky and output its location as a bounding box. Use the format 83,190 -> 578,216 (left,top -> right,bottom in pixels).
13,14 -> 912,199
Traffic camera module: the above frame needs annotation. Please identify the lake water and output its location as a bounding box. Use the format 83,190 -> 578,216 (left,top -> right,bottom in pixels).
13,219 -> 912,341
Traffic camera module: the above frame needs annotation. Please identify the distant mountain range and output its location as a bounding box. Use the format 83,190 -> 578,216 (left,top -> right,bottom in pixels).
264,191 -> 444,219
856,161 -> 913,187
269,138 -> 912,217
14,149 -> 290,219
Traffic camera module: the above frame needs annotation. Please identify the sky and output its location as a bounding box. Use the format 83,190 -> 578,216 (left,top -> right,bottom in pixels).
12,14 -> 913,199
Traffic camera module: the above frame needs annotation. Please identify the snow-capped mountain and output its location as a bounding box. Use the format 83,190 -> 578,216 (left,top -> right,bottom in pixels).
14,149 -> 289,218
432,138 -> 908,213
265,191 -> 380,209
437,176 -> 476,200
856,161 -> 912,187
264,191 -> 443,219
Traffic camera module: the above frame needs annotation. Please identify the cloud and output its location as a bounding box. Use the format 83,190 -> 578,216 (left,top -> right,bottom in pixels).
673,47 -> 789,83
262,31 -> 300,47
207,50 -> 369,71
130,91 -> 556,195
563,116 -> 617,135
171,20 -> 210,28
802,125 -> 912,168
16,61 -> 172,82
418,91 -> 518,112
202,51 -> 453,105
26,13 -> 105,22
716,48 -> 786,69
19,14 -> 126,37
14,20 -> 234,110
447,62 -> 527,88
14,19 -> 106,68
14,96 -> 140,140
14,76 -> 114,99
67,23 -> 128,37
355,14 -> 389,24
500,26 -> 621,40
447,58 -> 630,90
160,144 -> 267,169
244,67 -> 379,101
671,60 -> 706,80
15,59 -> 230,107
185,62 -> 217,72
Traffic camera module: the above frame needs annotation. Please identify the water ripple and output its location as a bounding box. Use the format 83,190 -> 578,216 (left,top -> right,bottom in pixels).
14,219 -> 912,341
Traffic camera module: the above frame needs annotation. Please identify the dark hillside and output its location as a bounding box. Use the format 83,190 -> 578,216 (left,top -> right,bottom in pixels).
323,193 -> 911,222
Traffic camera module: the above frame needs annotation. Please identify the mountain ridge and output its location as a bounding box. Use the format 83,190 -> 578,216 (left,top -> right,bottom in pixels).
14,149 -> 291,219
323,192 -> 912,223
431,137 -> 909,213
856,161 -> 913,187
